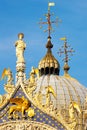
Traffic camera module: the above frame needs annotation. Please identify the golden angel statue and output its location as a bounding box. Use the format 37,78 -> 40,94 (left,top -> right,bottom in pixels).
0,68 -> 14,85
69,101 -> 81,130
46,85 -> 56,106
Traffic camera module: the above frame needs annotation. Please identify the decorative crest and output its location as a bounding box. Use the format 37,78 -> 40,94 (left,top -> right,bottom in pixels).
39,2 -> 61,37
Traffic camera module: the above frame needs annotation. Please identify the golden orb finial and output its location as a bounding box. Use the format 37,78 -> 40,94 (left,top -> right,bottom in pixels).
18,33 -> 24,40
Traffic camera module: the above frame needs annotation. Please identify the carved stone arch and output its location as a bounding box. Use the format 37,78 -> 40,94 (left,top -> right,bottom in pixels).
0,121 -> 58,130
26,124 -> 34,130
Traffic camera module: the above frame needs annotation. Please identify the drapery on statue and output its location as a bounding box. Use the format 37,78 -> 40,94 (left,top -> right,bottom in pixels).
15,33 -> 26,63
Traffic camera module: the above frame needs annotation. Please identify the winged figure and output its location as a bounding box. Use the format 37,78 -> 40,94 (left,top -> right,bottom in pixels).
9,96 -> 31,118
30,67 -> 39,79
0,68 -> 13,84
48,85 -> 57,98
69,101 -> 81,121
72,101 -> 81,114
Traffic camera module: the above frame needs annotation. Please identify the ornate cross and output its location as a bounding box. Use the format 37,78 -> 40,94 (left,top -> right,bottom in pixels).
39,2 -> 61,37
58,37 -> 75,63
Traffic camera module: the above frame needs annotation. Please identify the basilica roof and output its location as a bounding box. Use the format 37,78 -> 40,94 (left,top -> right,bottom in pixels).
0,2 -> 87,130
36,74 -> 87,109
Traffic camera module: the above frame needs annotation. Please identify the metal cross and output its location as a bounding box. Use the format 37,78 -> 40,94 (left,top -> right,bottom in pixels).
58,38 -> 75,63
39,4 -> 61,37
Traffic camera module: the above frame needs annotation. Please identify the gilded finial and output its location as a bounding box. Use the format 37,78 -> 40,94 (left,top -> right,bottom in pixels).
18,33 -> 24,40
58,37 -> 75,75
39,2 -> 61,37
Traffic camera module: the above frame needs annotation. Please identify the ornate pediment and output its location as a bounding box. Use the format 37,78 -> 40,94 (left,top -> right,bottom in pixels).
0,85 -> 66,130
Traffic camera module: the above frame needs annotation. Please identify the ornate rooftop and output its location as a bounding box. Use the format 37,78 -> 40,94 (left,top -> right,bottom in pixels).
0,2 -> 87,130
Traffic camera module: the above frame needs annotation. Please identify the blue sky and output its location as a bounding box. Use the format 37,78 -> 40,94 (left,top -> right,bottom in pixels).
0,0 -> 87,94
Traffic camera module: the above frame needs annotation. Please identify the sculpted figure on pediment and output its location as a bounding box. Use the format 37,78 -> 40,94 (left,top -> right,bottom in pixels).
15,33 -> 26,63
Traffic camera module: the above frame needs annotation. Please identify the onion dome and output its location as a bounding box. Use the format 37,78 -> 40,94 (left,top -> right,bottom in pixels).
38,36 -> 60,76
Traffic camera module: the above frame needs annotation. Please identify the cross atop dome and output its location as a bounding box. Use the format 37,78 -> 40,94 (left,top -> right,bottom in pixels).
39,2 -> 61,37
38,2 -> 60,76
58,37 -> 75,75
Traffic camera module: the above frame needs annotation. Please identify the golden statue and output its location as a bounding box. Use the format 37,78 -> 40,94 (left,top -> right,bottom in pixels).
0,68 -> 14,85
29,67 -> 36,84
26,67 -> 39,96
47,85 -> 57,98
46,85 -> 56,106
0,68 -> 15,93
30,66 -> 39,79
9,96 -> 35,118
69,101 -> 81,130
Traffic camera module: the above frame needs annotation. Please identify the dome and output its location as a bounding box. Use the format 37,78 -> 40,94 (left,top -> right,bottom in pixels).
37,36 -> 87,111
35,74 -> 87,110
38,36 -> 60,76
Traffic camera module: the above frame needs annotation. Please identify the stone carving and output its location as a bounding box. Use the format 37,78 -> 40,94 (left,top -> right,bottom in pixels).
0,94 -> 11,108
25,67 -> 38,96
33,91 -> 43,105
29,67 -> 37,86
9,96 -> 35,119
34,85 -> 56,107
15,33 -> 26,63
4,84 -> 15,94
0,121 -> 57,130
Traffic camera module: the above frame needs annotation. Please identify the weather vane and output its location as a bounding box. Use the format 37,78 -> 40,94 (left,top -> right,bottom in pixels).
58,37 -> 75,64
39,2 -> 61,37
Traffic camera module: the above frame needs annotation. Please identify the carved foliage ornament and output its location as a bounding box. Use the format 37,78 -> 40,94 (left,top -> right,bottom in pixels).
0,121 -> 57,130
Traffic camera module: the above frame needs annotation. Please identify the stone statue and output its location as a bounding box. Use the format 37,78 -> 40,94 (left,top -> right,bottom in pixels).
15,33 -> 26,63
